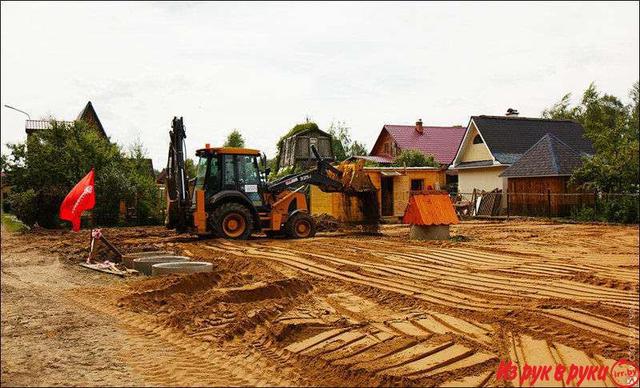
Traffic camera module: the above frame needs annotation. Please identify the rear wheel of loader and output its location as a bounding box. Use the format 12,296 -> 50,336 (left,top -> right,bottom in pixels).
212,203 -> 253,240
285,213 -> 316,239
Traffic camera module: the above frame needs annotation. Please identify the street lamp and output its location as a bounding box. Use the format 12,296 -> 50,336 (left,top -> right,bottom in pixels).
4,104 -> 31,120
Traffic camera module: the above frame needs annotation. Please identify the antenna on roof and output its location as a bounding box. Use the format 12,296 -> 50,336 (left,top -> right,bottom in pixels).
506,108 -> 519,117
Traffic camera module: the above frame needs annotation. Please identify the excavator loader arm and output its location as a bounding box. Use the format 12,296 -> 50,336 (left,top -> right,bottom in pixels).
165,117 -> 191,232
268,145 -> 377,194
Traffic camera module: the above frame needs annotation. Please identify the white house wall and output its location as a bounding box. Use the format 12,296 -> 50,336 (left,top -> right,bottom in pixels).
457,166 -> 508,195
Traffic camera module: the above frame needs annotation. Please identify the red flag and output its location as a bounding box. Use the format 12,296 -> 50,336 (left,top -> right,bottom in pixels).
59,169 -> 96,231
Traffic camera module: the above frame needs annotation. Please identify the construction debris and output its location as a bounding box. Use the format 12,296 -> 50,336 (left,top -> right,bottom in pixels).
313,213 -> 342,232
472,188 -> 503,216
86,228 -> 123,263
79,262 -> 130,277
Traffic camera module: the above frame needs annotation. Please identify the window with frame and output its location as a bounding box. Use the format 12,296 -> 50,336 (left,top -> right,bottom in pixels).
194,157 -> 208,190
411,179 -> 424,191
472,134 -> 484,144
223,155 -> 236,186
206,156 -> 220,196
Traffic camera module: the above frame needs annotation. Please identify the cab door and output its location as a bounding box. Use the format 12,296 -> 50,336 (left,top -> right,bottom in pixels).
221,154 -> 263,207
237,155 -> 263,207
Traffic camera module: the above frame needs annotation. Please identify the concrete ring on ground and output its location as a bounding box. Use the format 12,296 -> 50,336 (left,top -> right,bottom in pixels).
133,256 -> 190,275
151,262 -> 214,276
122,251 -> 175,268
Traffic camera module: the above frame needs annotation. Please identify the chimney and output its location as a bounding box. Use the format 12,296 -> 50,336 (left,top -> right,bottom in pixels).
415,119 -> 424,134
505,108 -> 519,117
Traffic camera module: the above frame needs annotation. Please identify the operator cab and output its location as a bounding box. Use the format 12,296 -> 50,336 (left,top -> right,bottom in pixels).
193,146 -> 267,209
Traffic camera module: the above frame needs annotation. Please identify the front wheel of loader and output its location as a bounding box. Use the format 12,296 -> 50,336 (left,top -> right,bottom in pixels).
285,213 -> 316,239
212,203 -> 253,240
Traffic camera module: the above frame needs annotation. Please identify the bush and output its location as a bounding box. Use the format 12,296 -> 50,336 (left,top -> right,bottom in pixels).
1,213 -> 29,233
392,150 -> 440,167
601,195 -> 639,223
7,189 -> 38,227
570,195 -> 639,223
571,206 -> 597,222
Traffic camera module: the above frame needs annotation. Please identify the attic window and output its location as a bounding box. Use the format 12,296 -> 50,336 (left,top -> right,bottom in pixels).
472,134 -> 484,144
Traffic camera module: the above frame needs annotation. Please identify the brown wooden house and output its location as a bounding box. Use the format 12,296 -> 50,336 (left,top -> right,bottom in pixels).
279,127 -> 334,170
499,133 -> 591,216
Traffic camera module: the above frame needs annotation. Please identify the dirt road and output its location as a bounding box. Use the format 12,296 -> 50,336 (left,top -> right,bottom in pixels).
1,220 -> 638,386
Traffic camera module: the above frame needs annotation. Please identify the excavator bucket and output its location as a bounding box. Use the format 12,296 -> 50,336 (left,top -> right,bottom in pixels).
335,159 -> 377,193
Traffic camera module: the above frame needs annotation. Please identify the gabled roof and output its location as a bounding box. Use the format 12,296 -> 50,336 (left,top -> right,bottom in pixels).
499,133 -> 584,178
25,101 -> 107,138
284,127 -> 331,139
469,115 -> 593,164
372,124 -> 466,165
77,101 -> 107,137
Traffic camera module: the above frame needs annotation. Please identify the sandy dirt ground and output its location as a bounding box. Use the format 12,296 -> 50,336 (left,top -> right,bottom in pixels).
1,219 -> 638,387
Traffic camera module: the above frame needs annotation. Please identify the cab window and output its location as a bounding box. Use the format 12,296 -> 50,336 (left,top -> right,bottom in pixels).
238,155 -> 259,186
206,156 -> 220,196
238,155 -> 261,206
223,155 -> 236,187
194,157 -> 208,190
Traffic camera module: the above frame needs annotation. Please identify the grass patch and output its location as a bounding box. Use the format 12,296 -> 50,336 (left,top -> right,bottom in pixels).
1,212 -> 29,233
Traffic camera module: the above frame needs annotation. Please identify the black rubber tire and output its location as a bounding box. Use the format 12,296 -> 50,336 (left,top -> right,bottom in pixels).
211,202 -> 253,240
285,212 -> 316,239
264,230 -> 284,239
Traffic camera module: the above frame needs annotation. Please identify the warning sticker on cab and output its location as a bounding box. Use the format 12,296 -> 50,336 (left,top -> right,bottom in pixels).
244,184 -> 258,193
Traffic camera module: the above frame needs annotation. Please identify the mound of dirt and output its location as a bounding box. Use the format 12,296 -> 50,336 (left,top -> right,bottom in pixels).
120,272 -> 313,343
314,214 -> 342,232
217,278 -> 313,304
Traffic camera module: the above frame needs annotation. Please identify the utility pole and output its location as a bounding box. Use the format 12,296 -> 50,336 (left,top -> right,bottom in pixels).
3,104 -> 31,120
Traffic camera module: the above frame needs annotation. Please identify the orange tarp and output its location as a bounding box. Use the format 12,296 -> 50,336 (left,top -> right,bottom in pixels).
402,192 -> 459,226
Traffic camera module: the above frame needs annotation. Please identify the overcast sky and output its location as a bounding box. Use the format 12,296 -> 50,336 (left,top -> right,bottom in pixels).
1,1 -> 638,169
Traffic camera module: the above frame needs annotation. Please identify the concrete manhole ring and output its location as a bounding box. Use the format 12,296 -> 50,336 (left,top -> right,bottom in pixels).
122,251 -> 175,268
151,262 -> 214,276
133,256 -> 190,275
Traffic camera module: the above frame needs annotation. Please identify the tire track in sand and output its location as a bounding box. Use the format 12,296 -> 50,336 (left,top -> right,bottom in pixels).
67,289 -> 301,386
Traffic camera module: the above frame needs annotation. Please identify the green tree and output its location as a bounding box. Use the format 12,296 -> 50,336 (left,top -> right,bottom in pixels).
3,120 -> 162,227
223,129 -> 245,147
349,141 -> 368,157
327,121 -> 368,161
184,158 -> 197,180
391,150 -> 439,167
126,141 -> 162,225
543,82 -> 639,193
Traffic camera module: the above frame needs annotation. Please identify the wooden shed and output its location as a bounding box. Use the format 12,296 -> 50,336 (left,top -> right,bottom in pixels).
279,127 -> 334,170
499,133 -> 590,216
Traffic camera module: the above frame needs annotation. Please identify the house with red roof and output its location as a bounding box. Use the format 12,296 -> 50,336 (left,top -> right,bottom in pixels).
367,119 -> 466,167
311,119 -> 466,221
362,120 -> 465,217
